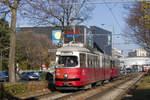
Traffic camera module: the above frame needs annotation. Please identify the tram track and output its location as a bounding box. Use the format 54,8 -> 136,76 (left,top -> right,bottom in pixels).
35,91 -> 73,100
55,73 -> 140,100
34,73 -> 142,100
116,73 -> 145,100
86,73 -> 144,100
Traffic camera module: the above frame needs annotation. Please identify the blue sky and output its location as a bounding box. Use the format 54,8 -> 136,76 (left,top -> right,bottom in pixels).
83,1 -> 142,56
17,0 -> 142,56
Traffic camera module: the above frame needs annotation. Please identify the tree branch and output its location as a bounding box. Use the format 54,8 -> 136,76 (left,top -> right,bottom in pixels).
0,0 -> 12,8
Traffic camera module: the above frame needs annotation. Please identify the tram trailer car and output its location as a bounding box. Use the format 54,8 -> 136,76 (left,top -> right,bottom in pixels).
110,59 -> 120,80
142,65 -> 150,72
55,43 -> 120,90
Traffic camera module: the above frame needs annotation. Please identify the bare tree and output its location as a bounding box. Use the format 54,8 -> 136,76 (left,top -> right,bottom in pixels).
0,0 -> 24,82
0,0 -> 93,82
22,0 -> 94,40
125,1 -> 150,52
17,31 -> 55,70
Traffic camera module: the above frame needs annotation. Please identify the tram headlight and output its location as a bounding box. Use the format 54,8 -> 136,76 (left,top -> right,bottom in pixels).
64,74 -> 68,78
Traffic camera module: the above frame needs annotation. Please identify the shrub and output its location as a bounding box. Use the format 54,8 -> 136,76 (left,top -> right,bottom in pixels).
39,72 -> 55,91
27,81 -> 48,91
40,72 -> 48,80
40,72 -> 54,82
0,81 -> 50,99
0,84 -> 4,99
3,82 -> 28,96
147,70 -> 150,75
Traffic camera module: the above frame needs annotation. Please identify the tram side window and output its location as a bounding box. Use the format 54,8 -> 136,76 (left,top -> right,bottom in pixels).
102,56 -> 105,67
106,58 -> 110,68
91,56 -> 93,67
112,61 -> 115,68
100,55 -> 102,68
114,60 -> 117,68
90,55 -> 92,67
87,54 -> 90,67
80,53 -> 86,67
96,56 -> 98,67
95,56 -> 96,67
93,56 -> 95,68
95,56 -> 97,67
104,57 -> 107,68
116,60 -> 120,68
96,56 -> 98,68
110,60 -> 113,68
90,55 -> 93,68
106,58 -> 108,68
98,56 -> 99,67
92,55 -> 94,68
108,59 -> 110,68
87,54 -> 91,68
115,61 -> 117,68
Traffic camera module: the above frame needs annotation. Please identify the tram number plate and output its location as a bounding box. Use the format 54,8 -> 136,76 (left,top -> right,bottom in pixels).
63,83 -> 69,86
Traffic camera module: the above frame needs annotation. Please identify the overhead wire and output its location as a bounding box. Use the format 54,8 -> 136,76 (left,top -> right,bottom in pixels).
44,0 -> 150,6
103,0 -> 122,29
101,0 -> 139,47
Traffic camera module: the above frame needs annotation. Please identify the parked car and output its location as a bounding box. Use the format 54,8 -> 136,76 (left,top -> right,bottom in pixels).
126,68 -> 132,73
0,72 -> 8,82
20,72 -> 39,80
33,71 -> 44,77
120,69 -> 125,74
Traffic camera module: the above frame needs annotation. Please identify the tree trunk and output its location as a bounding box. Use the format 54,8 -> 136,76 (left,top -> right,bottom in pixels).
8,8 -> 17,82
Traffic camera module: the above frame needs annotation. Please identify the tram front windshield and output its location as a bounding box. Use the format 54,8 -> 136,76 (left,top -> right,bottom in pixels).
58,56 -> 78,67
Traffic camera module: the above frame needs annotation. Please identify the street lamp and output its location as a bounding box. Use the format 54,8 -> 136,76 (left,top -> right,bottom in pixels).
0,47 -> 10,71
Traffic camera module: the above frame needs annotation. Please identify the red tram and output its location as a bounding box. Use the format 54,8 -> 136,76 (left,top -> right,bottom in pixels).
142,65 -> 150,72
55,43 -> 120,90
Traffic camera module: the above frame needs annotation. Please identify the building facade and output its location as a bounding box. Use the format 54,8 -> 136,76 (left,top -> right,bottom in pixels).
120,56 -> 150,72
17,25 -> 112,56
90,26 -> 112,56
128,49 -> 148,57
112,48 -> 124,58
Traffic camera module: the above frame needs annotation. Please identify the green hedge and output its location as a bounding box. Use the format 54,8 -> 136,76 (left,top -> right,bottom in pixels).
0,81 -> 50,99
0,84 -> 4,99
147,70 -> 150,75
3,82 -> 28,96
40,72 -> 54,82
40,72 -> 48,80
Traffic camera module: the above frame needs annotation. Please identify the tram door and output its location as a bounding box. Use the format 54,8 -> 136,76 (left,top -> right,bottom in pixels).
94,55 -> 99,82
